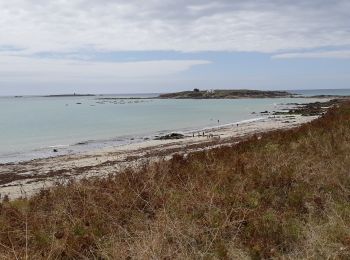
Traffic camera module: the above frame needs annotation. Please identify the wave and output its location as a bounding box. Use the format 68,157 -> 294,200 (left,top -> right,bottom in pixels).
47,144 -> 70,148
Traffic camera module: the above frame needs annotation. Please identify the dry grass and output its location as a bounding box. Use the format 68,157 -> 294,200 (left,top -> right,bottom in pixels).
1,102 -> 350,259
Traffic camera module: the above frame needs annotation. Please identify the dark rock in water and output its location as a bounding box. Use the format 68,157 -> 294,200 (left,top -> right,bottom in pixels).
53,149 -> 58,153
272,99 -> 342,117
251,112 -> 256,114
77,141 -> 88,145
76,102 -> 82,104
155,133 -> 185,140
260,111 -> 269,114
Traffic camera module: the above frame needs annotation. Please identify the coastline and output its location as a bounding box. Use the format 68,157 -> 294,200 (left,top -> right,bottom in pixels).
0,97 -> 333,164
1,100 -> 349,259
0,112 -> 320,200
0,116 -> 267,165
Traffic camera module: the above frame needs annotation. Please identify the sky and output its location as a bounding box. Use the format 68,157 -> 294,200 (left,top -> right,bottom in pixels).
0,0 -> 350,95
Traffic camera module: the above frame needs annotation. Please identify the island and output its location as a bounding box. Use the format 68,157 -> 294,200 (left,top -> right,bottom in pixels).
43,93 -> 95,97
158,88 -> 295,99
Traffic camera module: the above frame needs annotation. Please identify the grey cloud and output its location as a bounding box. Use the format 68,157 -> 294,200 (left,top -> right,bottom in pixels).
0,0 -> 349,53
0,54 -> 210,81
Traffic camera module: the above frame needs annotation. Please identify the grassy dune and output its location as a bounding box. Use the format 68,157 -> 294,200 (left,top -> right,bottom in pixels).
1,102 -> 350,259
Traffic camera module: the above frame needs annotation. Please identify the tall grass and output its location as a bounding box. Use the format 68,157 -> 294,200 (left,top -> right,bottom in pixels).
1,102 -> 350,259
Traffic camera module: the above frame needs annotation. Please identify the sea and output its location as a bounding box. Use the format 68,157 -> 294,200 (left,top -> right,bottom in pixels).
0,89 -> 349,163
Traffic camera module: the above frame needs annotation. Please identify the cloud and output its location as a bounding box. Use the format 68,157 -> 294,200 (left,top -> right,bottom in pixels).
0,55 -> 210,82
272,50 -> 350,59
0,0 -> 349,54
1,0 -> 350,93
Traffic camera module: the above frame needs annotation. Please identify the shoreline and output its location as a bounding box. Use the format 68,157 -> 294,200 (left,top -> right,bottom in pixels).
1,98 -> 344,200
0,98 -> 333,165
0,116 -> 267,165
0,112 -> 320,200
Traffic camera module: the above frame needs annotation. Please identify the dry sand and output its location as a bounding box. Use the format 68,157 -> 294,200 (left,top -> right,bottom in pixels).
0,114 -> 318,200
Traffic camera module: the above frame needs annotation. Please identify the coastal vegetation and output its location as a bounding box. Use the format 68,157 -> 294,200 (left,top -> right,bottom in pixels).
158,89 -> 294,99
1,101 -> 350,259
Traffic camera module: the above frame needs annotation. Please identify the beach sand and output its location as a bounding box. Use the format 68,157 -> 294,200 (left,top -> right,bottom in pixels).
0,114 -> 318,199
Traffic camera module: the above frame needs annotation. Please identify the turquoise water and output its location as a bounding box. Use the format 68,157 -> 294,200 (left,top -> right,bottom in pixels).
0,91 -> 342,163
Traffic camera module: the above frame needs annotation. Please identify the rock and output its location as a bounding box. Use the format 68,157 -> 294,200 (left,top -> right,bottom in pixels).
272,99 -> 341,117
53,149 -> 58,153
155,133 -> 185,140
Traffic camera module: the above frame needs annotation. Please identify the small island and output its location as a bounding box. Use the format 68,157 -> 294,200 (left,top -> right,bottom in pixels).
43,93 -> 95,97
158,88 -> 295,99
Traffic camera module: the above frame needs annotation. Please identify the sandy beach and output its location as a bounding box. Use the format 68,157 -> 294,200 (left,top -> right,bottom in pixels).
0,113 -> 318,200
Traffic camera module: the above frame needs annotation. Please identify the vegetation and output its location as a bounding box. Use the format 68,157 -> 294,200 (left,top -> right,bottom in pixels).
1,102 -> 350,259
158,89 -> 294,99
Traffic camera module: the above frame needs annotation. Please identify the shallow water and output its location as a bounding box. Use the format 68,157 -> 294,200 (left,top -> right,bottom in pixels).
290,88 -> 350,96
0,90 -> 344,163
